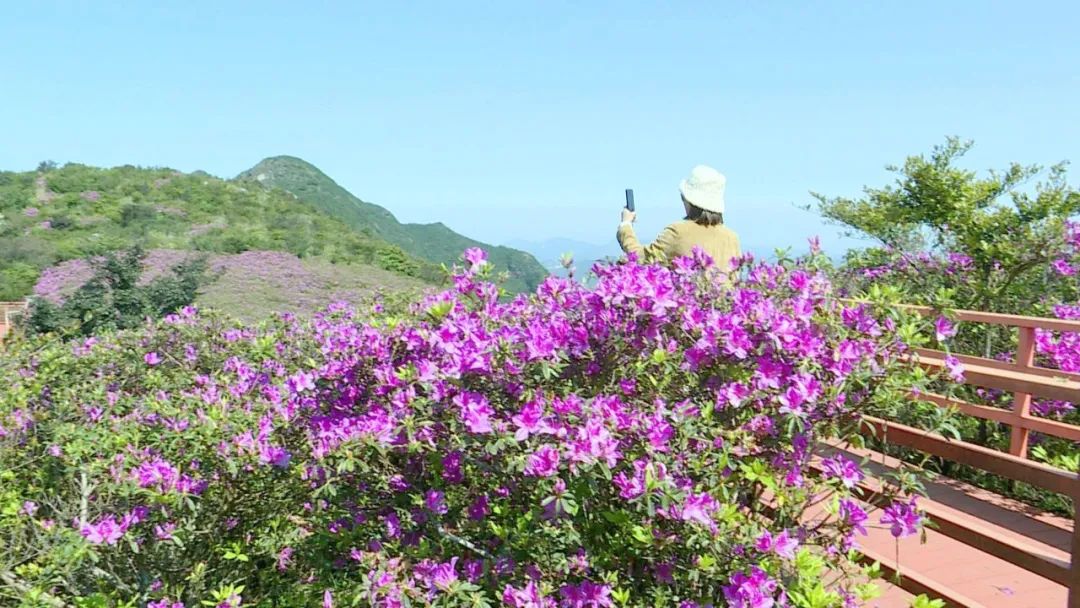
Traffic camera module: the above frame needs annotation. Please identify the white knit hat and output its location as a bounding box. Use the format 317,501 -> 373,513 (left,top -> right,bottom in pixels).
679,165 -> 726,214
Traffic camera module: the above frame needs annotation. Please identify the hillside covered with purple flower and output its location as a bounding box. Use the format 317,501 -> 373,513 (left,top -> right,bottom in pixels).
34,249 -> 428,321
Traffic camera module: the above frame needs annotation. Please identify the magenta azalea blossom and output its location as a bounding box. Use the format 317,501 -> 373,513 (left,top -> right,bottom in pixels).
820,455 -> 863,489
425,490 -> 448,515
943,355 -> 965,382
934,317 -> 957,341
723,566 -> 779,608
558,581 -> 613,608
755,529 -> 799,560
838,498 -> 869,536
431,557 -> 459,591
525,444 -> 561,477
1052,258 -> 1076,276
468,494 -> 490,521
455,391 -> 494,433
678,492 -> 719,527
463,247 -> 488,272
79,516 -> 126,545
512,400 -> 551,440
880,497 -> 922,538
503,580 -> 552,608
442,450 -> 464,483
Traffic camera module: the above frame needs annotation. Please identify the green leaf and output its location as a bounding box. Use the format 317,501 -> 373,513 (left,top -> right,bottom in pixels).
910,595 -> 947,608
630,525 -> 652,545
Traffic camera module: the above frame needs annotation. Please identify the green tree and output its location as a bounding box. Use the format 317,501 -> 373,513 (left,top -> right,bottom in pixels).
813,137 -> 1080,315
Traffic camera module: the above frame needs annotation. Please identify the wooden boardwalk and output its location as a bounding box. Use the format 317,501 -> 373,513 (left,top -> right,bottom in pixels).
830,443 -> 1072,607
841,303 -> 1080,607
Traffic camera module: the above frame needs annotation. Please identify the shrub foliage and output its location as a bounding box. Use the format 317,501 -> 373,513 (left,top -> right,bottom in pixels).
1,250 -> 929,608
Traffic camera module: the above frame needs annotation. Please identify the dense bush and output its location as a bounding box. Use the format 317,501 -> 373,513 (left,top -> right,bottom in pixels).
0,249 -> 932,607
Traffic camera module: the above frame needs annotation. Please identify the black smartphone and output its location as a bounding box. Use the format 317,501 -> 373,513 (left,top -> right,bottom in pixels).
624,189 -> 635,212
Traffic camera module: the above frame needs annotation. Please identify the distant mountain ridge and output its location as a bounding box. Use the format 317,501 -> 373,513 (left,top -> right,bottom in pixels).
237,157 -> 547,293
505,237 -> 621,271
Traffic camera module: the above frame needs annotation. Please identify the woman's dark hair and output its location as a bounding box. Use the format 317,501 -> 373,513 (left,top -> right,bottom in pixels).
683,199 -> 724,226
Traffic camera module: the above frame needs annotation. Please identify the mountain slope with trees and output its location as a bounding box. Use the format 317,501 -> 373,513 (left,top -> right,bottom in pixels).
237,156 -> 547,293
0,162 -> 443,302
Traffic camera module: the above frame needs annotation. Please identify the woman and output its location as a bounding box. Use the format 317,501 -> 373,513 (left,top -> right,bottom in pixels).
617,165 -> 741,269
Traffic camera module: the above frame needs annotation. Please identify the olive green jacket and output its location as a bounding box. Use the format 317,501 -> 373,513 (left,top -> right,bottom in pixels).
617,220 -> 741,269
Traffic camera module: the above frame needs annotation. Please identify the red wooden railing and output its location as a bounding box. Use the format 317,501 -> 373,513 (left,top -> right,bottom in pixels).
852,302 -> 1080,607
0,301 -> 28,343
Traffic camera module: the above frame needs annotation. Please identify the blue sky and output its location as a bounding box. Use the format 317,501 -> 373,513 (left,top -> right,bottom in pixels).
2,1 -> 1078,258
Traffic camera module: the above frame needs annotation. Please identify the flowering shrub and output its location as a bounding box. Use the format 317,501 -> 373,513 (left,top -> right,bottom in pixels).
1,250 -> 926,607
1035,304 -> 1080,420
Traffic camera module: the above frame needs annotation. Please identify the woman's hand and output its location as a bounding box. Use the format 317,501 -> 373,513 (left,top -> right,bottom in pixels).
620,208 -> 637,224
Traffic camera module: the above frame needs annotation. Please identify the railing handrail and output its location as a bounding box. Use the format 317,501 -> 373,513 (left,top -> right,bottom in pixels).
846,298 -> 1080,605
842,298 -> 1080,333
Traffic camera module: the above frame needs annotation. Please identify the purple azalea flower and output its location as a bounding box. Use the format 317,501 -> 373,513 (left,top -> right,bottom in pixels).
79,516 -> 126,545
723,566 -> 778,608
504,580 -> 551,608
880,497 -> 922,538
154,522 -> 176,540
464,247 -> 488,271
431,557 -> 459,591
943,355 -> 965,382
442,450 -> 464,483
463,559 -> 484,582
512,400 -> 551,440
468,494 -> 490,521
525,444 -> 561,477
755,529 -> 799,560
820,454 -> 863,489
1052,258 -> 1076,276
455,392 -> 494,433
679,492 -> 719,527
838,499 -> 869,536
277,546 -> 294,571
425,490 -> 448,515
934,317 -> 957,341
559,581 -> 613,608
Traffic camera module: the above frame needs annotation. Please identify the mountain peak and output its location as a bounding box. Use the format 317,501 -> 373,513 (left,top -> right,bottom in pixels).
237,158 -> 547,292
238,156 -> 325,184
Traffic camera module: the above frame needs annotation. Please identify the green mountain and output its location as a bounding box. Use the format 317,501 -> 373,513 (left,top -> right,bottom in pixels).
237,156 -> 547,293
0,162 -> 443,302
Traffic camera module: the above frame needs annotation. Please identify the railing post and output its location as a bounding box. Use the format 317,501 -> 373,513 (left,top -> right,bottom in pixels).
1009,326 -> 1036,457
1070,500 -> 1080,608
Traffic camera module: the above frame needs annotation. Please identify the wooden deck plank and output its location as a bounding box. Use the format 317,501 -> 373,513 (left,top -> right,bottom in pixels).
817,441 -> 1073,606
